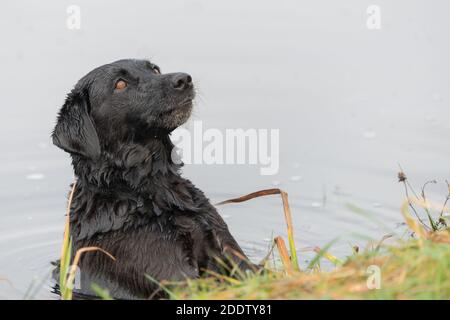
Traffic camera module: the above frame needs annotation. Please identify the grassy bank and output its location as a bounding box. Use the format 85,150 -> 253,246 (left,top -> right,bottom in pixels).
170,176 -> 450,300
171,231 -> 450,299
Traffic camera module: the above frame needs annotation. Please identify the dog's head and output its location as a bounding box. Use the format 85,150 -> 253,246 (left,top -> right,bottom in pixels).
52,59 -> 195,159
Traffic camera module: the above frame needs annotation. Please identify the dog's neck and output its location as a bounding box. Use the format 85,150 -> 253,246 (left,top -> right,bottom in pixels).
71,134 -> 183,193
68,134 -> 203,240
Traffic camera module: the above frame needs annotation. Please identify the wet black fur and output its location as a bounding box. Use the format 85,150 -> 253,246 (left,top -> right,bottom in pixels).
52,59 -> 251,299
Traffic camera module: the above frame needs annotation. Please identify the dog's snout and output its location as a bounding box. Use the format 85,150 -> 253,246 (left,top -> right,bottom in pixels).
171,73 -> 193,91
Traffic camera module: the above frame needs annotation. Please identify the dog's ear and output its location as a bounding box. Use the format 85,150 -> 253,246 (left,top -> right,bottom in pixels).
52,89 -> 101,159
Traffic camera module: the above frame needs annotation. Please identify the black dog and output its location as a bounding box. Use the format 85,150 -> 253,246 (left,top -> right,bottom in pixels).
52,59 -> 251,299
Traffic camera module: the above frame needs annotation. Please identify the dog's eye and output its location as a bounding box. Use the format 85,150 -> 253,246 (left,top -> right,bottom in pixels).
115,79 -> 127,90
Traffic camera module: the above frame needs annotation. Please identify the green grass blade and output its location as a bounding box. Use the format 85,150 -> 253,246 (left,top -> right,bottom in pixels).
145,274 -> 179,300
307,238 -> 339,270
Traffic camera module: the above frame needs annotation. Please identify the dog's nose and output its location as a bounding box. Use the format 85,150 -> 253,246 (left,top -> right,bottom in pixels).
171,73 -> 193,91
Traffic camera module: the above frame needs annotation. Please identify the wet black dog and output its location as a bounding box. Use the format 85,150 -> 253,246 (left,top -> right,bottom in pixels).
52,59 -> 251,299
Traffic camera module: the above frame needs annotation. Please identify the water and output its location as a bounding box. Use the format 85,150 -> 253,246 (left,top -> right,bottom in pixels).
0,0 -> 449,299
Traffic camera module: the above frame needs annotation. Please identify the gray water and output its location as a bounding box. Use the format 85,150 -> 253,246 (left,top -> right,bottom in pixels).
0,0 -> 449,299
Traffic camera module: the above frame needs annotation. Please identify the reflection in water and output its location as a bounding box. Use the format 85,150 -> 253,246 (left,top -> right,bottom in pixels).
0,0 -> 449,299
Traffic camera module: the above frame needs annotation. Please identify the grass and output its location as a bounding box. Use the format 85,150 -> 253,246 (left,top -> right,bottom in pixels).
171,231 -> 449,300
169,172 -> 450,300
57,172 -> 450,300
